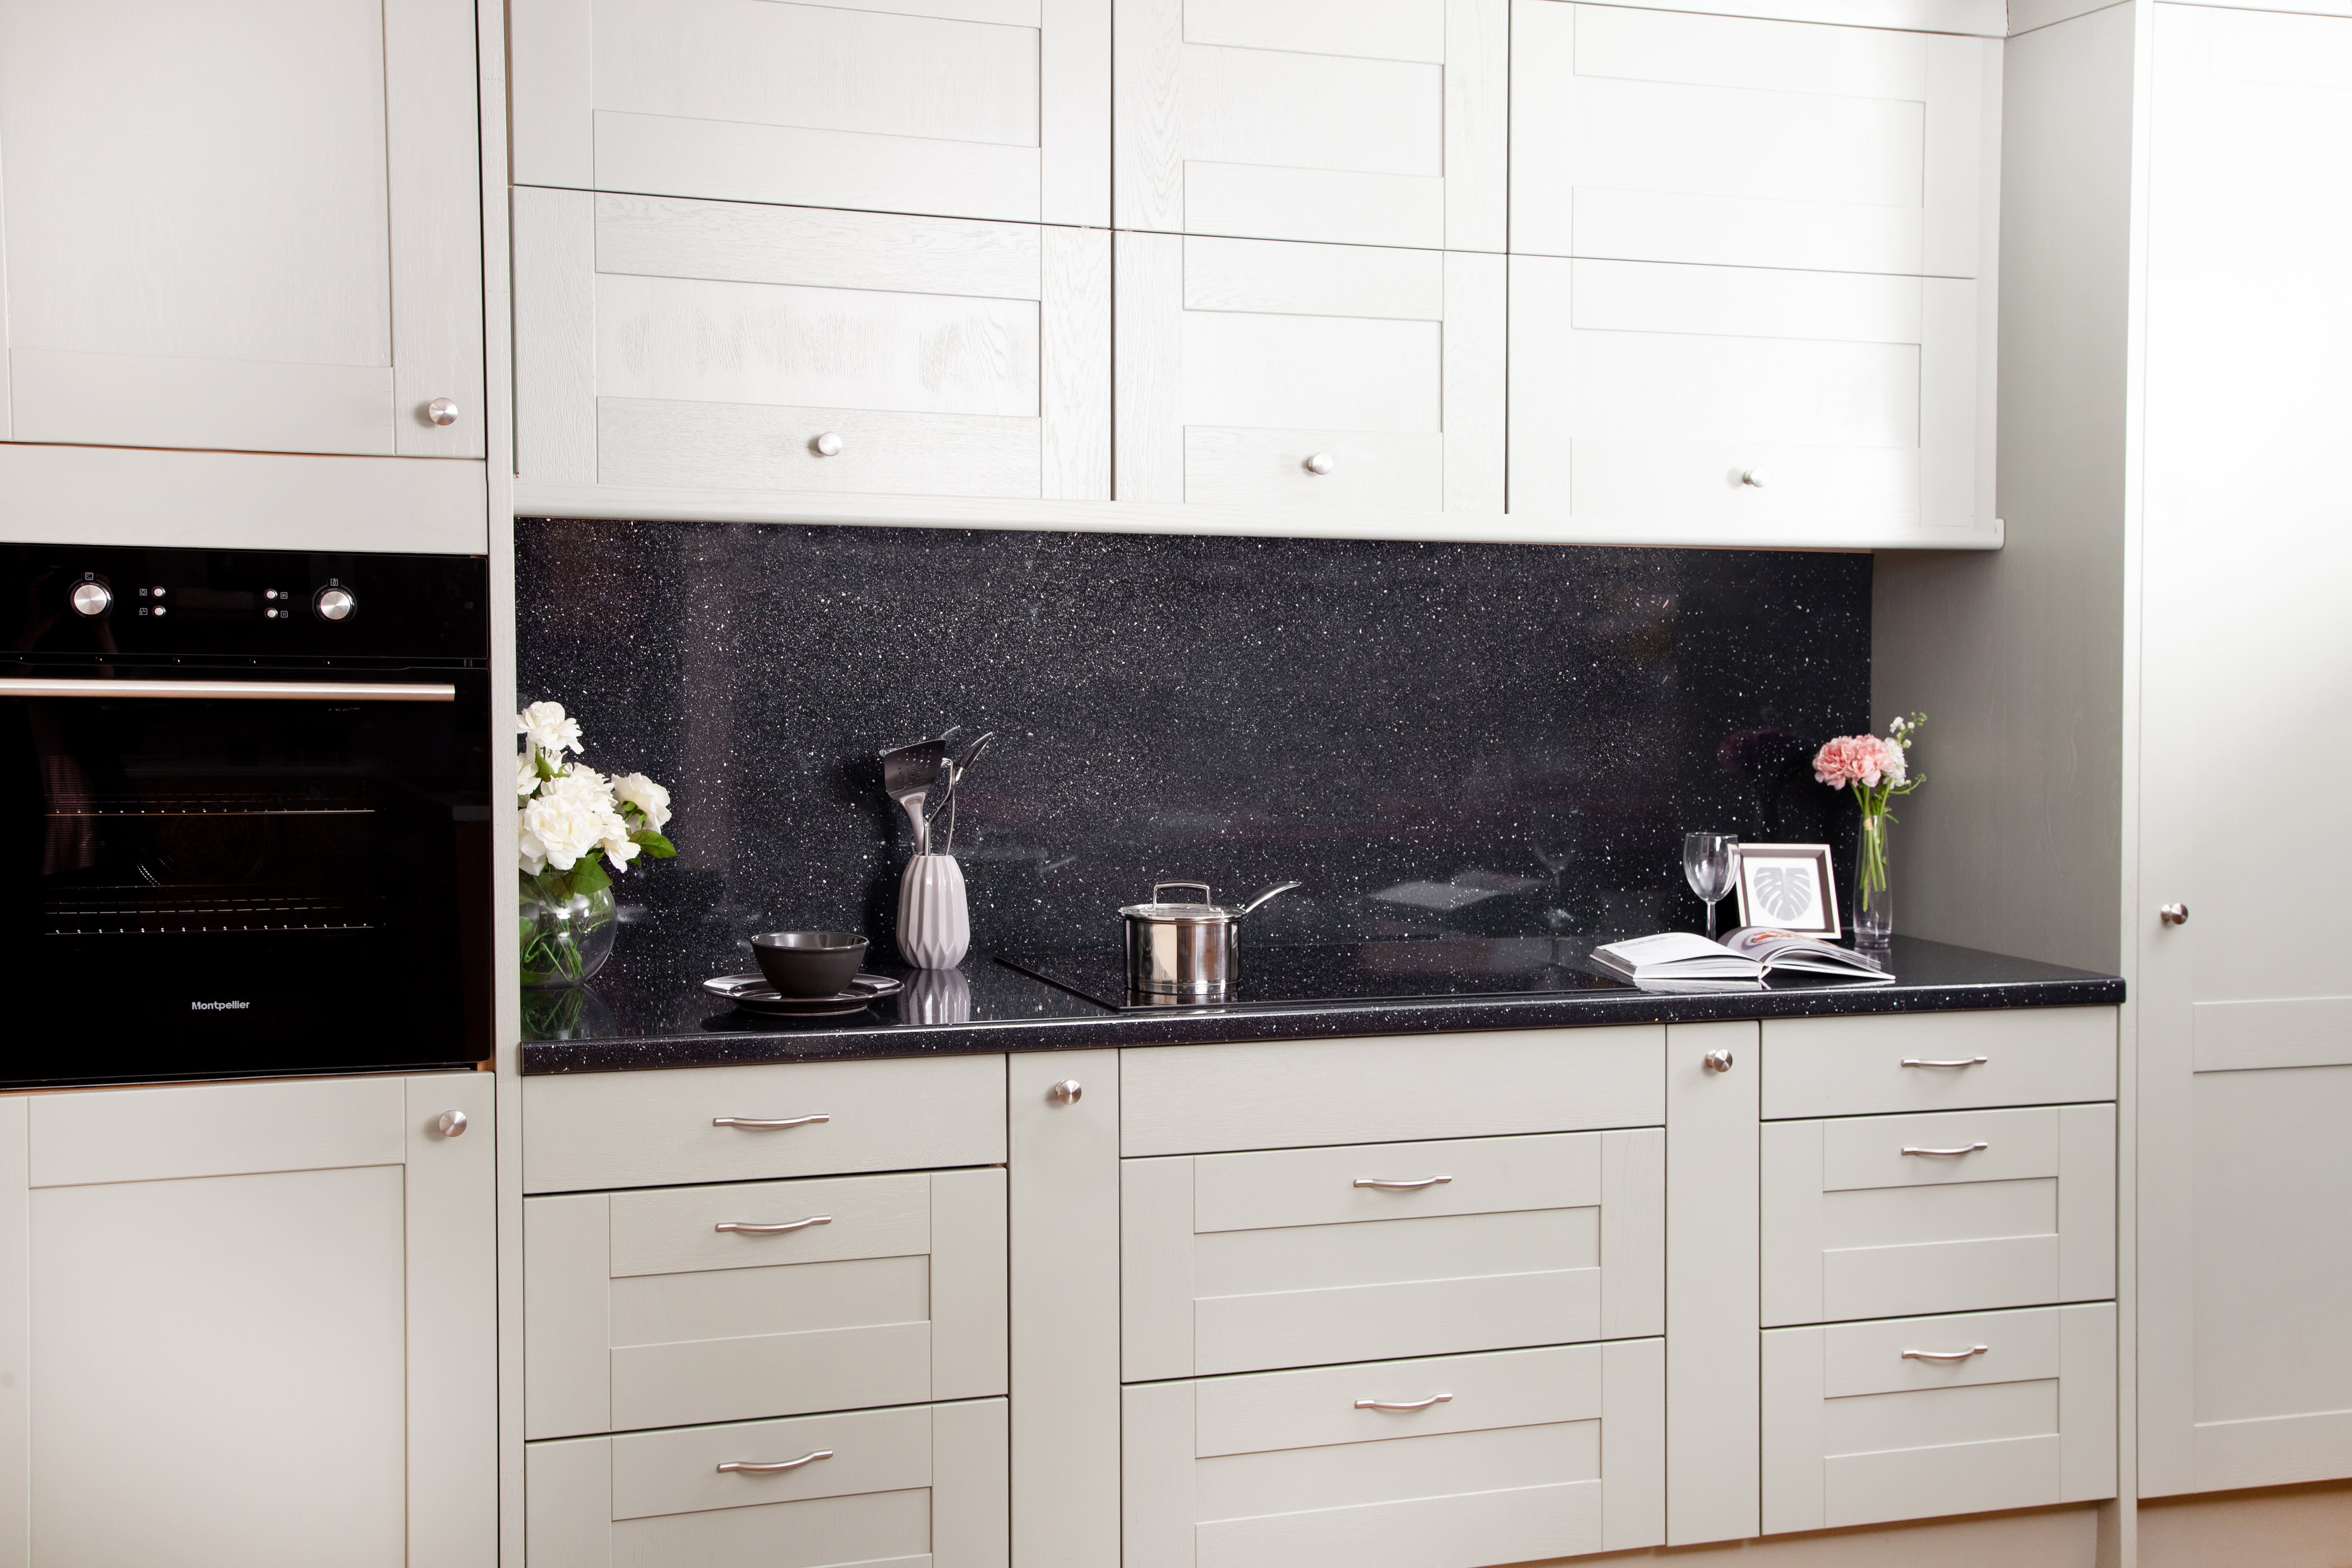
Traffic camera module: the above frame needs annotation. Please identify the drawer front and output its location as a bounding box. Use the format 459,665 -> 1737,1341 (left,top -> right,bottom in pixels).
1124,1341 -> 1663,1568
523,1053 -> 1005,1193
1114,231 -> 1503,512
1761,1008 -> 2115,1120
1511,4 -> 1993,279
1124,1130 -> 1663,1380
1764,1106 -> 2115,1326
525,1397 -> 1007,1568
1120,1026 -> 1662,1156
1763,1304 -> 2116,1535
526,1168 -> 1005,1438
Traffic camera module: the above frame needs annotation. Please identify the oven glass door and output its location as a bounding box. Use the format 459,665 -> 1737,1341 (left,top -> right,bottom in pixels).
0,670 -> 491,1086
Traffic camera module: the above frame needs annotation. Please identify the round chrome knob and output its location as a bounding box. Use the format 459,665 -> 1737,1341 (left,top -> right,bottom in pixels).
1049,1080 -> 1083,1105
2159,903 -> 2189,926
436,1109 -> 468,1138
812,431 -> 844,457
426,398 -> 459,427
1740,469 -> 1769,489
70,582 -> 112,618
1304,452 -> 1336,475
315,587 -> 356,622
1703,1049 -> 1735,1073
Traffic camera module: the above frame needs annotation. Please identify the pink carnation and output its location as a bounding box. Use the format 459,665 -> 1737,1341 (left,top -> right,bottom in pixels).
1814,734 -> 1902,790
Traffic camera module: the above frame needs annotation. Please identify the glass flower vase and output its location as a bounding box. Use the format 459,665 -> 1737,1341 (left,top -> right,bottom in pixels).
519,870 -> 617,988
1852,813 -> 1893,949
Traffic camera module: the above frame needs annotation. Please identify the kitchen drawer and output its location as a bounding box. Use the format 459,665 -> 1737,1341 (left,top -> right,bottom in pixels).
1761,1009 -> 2116,1121
523,1054 -> 1005,1193
526,1397 -> 1006,1568
1763,1304 -> 2116,1535
1124,1340 -> 1664,1567
526,1168 -> 1004,1438
1764,1106 -> 2115,1326
1119,1026 -> 1662,1156
1124,1130 -> 1662,1380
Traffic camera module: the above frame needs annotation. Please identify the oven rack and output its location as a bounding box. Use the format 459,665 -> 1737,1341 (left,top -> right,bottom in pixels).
44,886 -> 375,936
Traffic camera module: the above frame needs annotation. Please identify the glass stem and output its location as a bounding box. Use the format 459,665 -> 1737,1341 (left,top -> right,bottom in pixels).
1705,899 -> 1718,941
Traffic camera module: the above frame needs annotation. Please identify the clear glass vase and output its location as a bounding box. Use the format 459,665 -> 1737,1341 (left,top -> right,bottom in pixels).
1852,813 -> 1893,949
519,870 -> 617,988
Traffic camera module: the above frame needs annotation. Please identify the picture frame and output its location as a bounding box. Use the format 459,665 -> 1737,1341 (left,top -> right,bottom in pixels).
1731,843 -> 1841,940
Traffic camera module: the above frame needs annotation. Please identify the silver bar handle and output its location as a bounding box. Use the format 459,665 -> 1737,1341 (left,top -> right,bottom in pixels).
0,678 -> 455,702
1356,1393 -> 1453,1411
715,1216 -> 832,1234
1354,1175 -> 1453,1191
1901,1142 -> 1989,1157
1903,1345 -> 1991,1362
1901,1056 -> 1989,1068
712,1114 -> 830,1130
717,1449 -> 834,1474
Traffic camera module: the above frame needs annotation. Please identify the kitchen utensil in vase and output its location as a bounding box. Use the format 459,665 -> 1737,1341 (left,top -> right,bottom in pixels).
880,728 -> 979,970
880,730 -> 958,854
1121,879 -> 1302,998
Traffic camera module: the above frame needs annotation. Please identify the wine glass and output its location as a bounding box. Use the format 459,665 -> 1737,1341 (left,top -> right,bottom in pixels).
1683,832 -> 1739,941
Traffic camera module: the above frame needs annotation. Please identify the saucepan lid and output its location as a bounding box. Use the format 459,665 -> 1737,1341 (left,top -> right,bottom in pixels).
1119,879 -> 1302,925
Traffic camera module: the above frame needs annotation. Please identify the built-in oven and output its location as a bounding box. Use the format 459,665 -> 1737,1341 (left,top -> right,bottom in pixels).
0,544 -> 492,1088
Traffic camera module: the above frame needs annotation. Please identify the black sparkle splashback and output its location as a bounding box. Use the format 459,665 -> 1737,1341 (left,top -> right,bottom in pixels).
516,522 -> 1870,961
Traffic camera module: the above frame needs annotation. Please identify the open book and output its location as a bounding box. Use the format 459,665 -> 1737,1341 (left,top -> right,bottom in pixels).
1590,928 -> 1894,988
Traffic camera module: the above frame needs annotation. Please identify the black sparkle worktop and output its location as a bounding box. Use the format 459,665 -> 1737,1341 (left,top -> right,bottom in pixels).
520,929 -> 2123,1074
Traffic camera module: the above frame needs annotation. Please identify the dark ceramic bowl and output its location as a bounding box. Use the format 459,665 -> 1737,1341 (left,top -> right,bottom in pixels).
751,930 -> 870,997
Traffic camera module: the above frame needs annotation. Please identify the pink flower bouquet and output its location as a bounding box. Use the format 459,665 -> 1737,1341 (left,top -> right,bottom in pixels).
1814,714 -> 1925,944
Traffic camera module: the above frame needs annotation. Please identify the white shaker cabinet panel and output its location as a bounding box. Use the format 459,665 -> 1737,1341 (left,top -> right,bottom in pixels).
1509,256 -> 1992,543
0,0 -> 483,459
1123,1129 -> 1663,1380
1123,1340 -> 1664,1567
1763,1303 -> 2116,1535
1114,0 -> 1506,249
1511,3 -> 1997,279
1115,231 -> 1503,511
513,0 -> 1108,227
513,192 -> 1110,503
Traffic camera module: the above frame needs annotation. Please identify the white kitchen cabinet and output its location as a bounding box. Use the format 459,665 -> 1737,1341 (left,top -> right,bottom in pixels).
1123,1341 -> 1664,1566
1114,0 -> 1506,250
0,0 -> 482,462
1114,232 -> 1503,511
513,191 -> 1110,503
511,0 -> 1107,228
1508,255 -> 1994,542
1763,1303 -> 2117,1535
1511,3 -> 1998,279
0,1073 -> 495,1568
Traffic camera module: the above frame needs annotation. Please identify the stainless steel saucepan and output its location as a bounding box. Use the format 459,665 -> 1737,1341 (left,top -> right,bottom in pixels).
1121,879 -> 1302,998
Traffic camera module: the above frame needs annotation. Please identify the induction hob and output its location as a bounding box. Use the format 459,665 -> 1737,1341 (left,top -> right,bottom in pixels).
997,936 -> 1630,1011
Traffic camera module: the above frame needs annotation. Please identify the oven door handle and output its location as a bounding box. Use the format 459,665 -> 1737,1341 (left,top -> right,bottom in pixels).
0,678 -> 456,702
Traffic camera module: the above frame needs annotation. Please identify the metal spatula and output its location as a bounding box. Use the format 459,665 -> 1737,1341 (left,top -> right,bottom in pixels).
935,730 -> 997,855
879,728 -> 959,854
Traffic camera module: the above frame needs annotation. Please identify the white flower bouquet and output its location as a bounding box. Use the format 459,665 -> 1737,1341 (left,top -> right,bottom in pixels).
516,700 -> 676,986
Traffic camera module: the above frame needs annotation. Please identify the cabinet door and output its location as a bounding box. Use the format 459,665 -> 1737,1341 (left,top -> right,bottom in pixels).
1114,0 -> 1505,250
2138,3 -> 2352,1498
1123,1341 -> 1663,1567
1508,256 -> 1991,542
1114,232 -> 1502,511
0,1073 -> 494,1568
0,0 -> 482,458
1763,1303 -> 2116,1535
511,0 -> 1107,227
515,191 -> 1110,501
1124,1130 -> 1661,1380
1511,3 -> 1996,279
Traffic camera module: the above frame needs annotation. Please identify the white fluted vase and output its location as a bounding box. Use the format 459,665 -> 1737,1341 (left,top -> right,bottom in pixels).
897,853 -> 970,970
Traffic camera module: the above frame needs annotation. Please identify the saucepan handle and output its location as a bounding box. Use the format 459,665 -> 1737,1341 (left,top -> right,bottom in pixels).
1240,880 -> 1304,916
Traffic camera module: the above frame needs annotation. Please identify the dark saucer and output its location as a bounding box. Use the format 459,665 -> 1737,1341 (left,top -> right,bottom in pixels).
703,972 -> 905,1016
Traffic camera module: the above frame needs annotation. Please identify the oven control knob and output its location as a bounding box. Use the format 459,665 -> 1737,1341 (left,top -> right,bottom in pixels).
71,582 -> 111,618
315,587 -> 356,622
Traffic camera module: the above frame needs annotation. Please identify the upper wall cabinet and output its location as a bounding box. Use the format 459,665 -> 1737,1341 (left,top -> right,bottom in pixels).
1113,0 -> 1507,250
0,0 -> 483,460
511,0 -> 1110,227
1114,232 -> 1503,510
1511,3 -> 1997,279
513,192 -> 1111,500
